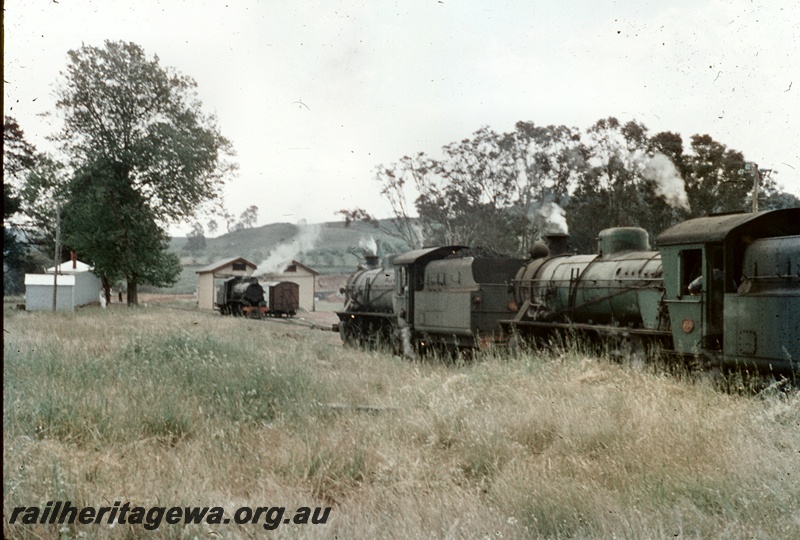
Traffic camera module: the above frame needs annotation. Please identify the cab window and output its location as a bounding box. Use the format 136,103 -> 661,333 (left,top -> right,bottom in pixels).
680,249 -> 703,298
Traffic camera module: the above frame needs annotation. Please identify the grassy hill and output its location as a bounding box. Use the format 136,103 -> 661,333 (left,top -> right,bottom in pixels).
153,220 -> 412,294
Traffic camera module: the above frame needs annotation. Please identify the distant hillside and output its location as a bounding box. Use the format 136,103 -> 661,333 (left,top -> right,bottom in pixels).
152,220 -> 412,294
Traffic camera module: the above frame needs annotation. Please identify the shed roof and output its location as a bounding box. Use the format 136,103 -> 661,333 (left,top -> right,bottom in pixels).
656,208 -> 800,246
195,257 -> 257,274
257,260 -> 319,276
46,260 -> 93,273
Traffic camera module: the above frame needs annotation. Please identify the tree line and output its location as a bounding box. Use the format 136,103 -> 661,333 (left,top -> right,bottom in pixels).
4,41 -> 236,301
341,118 -> 798,255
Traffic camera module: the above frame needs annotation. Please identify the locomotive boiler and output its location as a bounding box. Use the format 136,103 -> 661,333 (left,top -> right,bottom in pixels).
507,227 -> 670,343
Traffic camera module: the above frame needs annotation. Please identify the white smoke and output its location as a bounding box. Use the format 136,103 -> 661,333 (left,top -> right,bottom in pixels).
358,236 -> 378,256
643,152 -> 691,211
537,202 -> 569,235
256,220 -> 321,275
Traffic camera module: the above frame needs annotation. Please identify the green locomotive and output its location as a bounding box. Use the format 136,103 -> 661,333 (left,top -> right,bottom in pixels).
336,208 -> 799,375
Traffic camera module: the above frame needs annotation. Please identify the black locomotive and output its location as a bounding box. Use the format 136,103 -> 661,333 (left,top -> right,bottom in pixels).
216,276 -> 268,317
336,208 -> 800,375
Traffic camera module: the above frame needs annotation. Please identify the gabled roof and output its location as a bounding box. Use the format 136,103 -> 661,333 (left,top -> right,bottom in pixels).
656,208 -> 800,246
258,260 -> 319,276
195,257 -> 257,274
46,260 -> 93,273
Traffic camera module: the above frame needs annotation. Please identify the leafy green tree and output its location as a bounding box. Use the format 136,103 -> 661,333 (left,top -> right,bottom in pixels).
18,156 -> 70,250
416,126 -> 520,252
760,186 -> 800,210
62,158 -> 181,304
566,118 -> 653,252
684,134 -> 750,216
52,40 -> 235,304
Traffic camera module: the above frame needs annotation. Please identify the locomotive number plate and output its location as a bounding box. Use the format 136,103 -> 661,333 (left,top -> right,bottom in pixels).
681,318 -> 695,333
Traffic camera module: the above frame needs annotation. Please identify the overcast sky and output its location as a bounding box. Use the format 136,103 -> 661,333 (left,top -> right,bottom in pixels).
4,0 -> 799,236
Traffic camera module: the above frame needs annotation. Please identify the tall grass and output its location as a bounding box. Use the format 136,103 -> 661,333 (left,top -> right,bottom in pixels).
4,306 -> 799,538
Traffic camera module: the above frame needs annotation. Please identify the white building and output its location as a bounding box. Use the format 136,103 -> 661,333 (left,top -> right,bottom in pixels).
24,259 -> 103,312
195,257 -> 257,311
257,260 -> 318,312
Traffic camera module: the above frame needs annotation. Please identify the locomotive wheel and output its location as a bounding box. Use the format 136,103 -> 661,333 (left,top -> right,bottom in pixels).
340,321 -> 359,347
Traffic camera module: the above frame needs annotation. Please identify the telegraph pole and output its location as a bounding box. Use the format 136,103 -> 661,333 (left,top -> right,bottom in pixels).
752,165 -> 759,213
739,162 -> 772,213
52,204 -> 61,312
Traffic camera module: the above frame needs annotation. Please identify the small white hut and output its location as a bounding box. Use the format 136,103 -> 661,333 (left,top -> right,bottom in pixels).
24,258 -> 103,312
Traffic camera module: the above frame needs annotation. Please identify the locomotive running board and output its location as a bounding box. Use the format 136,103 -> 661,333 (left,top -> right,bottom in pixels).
501,319 -> 673,339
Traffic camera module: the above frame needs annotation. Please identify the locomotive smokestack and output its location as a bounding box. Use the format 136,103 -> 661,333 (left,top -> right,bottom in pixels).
362,255 -> 380,269
544,233 -> 570,255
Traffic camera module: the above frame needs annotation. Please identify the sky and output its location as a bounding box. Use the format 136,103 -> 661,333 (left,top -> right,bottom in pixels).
4,0 -> 799,237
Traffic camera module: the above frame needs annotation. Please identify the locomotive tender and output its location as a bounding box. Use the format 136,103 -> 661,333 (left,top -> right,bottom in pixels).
336,208 -> 799,374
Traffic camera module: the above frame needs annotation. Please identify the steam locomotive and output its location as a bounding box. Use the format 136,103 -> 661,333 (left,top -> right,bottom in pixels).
336,208 -> 800,375
217,277 -> 299,318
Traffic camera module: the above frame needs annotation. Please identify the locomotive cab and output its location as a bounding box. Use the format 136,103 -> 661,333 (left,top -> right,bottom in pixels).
657,242 -> 724,355
657,208 -> 800,372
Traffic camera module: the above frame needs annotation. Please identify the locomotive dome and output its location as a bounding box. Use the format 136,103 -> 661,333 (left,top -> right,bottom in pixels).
597,227 -> 650,256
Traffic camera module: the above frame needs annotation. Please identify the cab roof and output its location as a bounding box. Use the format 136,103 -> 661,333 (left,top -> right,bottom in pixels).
392,246 -> 467,265
656,208 -> 800,246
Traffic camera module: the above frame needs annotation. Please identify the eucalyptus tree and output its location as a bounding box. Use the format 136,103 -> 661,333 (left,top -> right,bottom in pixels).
239,205 -> 259,229
417,126 -> 520,252
337,153 -> 431,251
506,122 -> 586,252
566,118 -> 654,252
53,40 -> 235,303
683,134 -> 751,216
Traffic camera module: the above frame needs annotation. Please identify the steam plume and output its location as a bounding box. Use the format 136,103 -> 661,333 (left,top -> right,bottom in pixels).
643,153 -> 691,211
256,221 -> 321,275
537,202 -> 569,235
358,236 -> 378,256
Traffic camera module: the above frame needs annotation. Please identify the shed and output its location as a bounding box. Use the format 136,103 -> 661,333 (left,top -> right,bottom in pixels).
25,259 -> 103,312
196,257 -> 257,310
257,260 -> 319,312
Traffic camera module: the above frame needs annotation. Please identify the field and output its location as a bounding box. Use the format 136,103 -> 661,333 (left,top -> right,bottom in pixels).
3,303 -> 799,539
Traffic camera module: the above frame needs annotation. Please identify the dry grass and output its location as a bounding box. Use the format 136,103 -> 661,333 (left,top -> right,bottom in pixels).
3,305 -> 799,539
